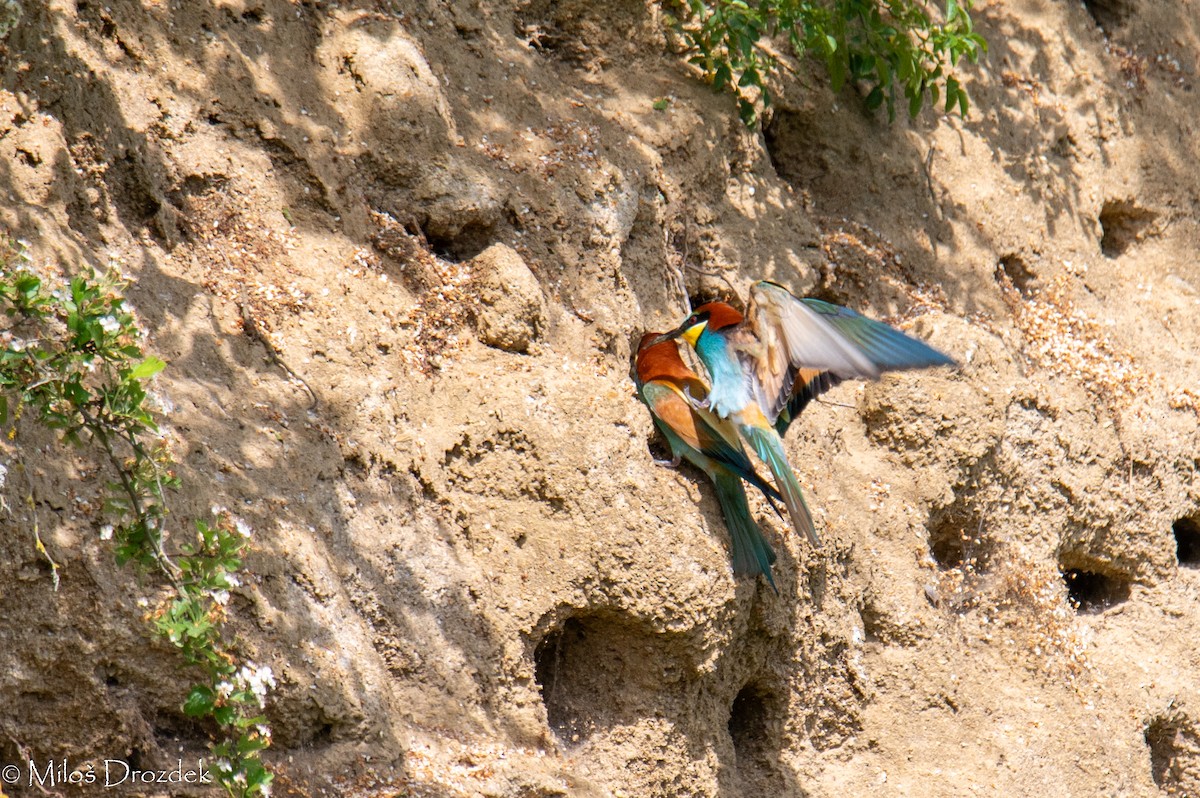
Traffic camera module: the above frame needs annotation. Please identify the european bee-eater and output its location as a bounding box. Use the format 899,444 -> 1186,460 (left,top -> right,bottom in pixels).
654,281 -> 956,546
635,333 -> 781,589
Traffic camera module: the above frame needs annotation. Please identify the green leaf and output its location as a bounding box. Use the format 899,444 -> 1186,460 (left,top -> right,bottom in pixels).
237,734 -> 270,755
945,76 -> 960,112
908,88 -> 924,117
738,98 -> 757,126
129,356 -> 166,380
714,62 -> 732,90
829,53 -> 846,91
184,685 -> 216,717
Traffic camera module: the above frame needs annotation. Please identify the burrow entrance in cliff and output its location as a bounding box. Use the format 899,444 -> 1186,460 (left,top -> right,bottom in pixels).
533,609 -> 689,745
1057,540 -> 1134,614
928,502 -> 992,573
1145,712 -> 1200,794
1082,0 -> 1132,35
1061,569 -> 1130,611
728,681 -> 787,793
1098,198 -> 1158,258
1058,562 -> 1132,613
995,252 -> 1040,296
1174,517 -> 1200,567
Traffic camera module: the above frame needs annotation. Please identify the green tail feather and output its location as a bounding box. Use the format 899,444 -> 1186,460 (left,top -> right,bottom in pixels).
712,469 -> 777,592
740,423 -> 820,547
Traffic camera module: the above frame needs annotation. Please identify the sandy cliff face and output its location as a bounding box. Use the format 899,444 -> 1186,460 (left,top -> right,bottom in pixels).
1,1 -> 1199,796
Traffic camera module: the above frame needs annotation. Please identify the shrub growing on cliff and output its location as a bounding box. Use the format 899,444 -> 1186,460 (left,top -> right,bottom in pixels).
0,241 -> 272,797
665,0 -> 987,124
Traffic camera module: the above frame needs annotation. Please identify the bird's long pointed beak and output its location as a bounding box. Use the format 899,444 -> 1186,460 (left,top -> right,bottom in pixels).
646,328 -> 684,347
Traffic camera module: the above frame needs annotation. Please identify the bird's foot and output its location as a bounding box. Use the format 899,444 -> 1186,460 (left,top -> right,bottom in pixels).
653,454 -> 682,468
682,384 -> 711,411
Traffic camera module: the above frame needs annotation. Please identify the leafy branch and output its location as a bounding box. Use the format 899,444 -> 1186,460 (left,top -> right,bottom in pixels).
0,241 -> 273,797
665,0 -> 987,125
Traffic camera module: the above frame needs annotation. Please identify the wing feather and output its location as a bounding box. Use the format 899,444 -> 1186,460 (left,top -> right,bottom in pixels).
774,368 -> 844,436
747,282 -> 956,421
643,381 -> 704,451
751,283 -> 882,376
642,380 -> 751,472
796,297 -> 958,373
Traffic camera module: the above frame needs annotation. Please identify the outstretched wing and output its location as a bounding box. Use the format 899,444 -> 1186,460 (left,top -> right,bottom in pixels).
748,281 -> 956,422
774,367 -> 844,437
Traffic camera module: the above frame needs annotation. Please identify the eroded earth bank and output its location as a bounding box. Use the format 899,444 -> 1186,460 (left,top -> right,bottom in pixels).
2,1 -> 1200,796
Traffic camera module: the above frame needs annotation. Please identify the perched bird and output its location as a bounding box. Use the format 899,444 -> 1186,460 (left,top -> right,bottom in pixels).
653,281 -> 956,546
635,333 -> 781,589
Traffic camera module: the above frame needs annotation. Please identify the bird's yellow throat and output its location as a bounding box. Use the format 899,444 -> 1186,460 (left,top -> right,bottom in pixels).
681,321 -> 707,347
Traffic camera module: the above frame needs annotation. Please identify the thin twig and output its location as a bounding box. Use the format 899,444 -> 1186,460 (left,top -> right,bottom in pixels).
684,262 -> 741,301
221,244 -> 318,410
662,199 -> 692,314
80,406 -> 180,585
11,449 -> 59,590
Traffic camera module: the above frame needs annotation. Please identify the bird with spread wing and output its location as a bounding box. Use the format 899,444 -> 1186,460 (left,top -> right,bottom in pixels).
635,333 -> 783,589
650,280 -> 956,547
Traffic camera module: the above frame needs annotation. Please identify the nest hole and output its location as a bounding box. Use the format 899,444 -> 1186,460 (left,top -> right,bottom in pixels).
1082,0 -> 1132,32
514,0 -> 650,67
996,254 -> 1038,296
1098,198 -> 1157,258
533,611 -> 674,745
1145,713 -> 1200,793
686,287 -> 739,315
927,505 -> 990,572
1174,518 -> 1200,567
728,683 -> 783,792
421,220 -> 495,263
729,685 -> 769,754
1062,568 -> 1131,613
